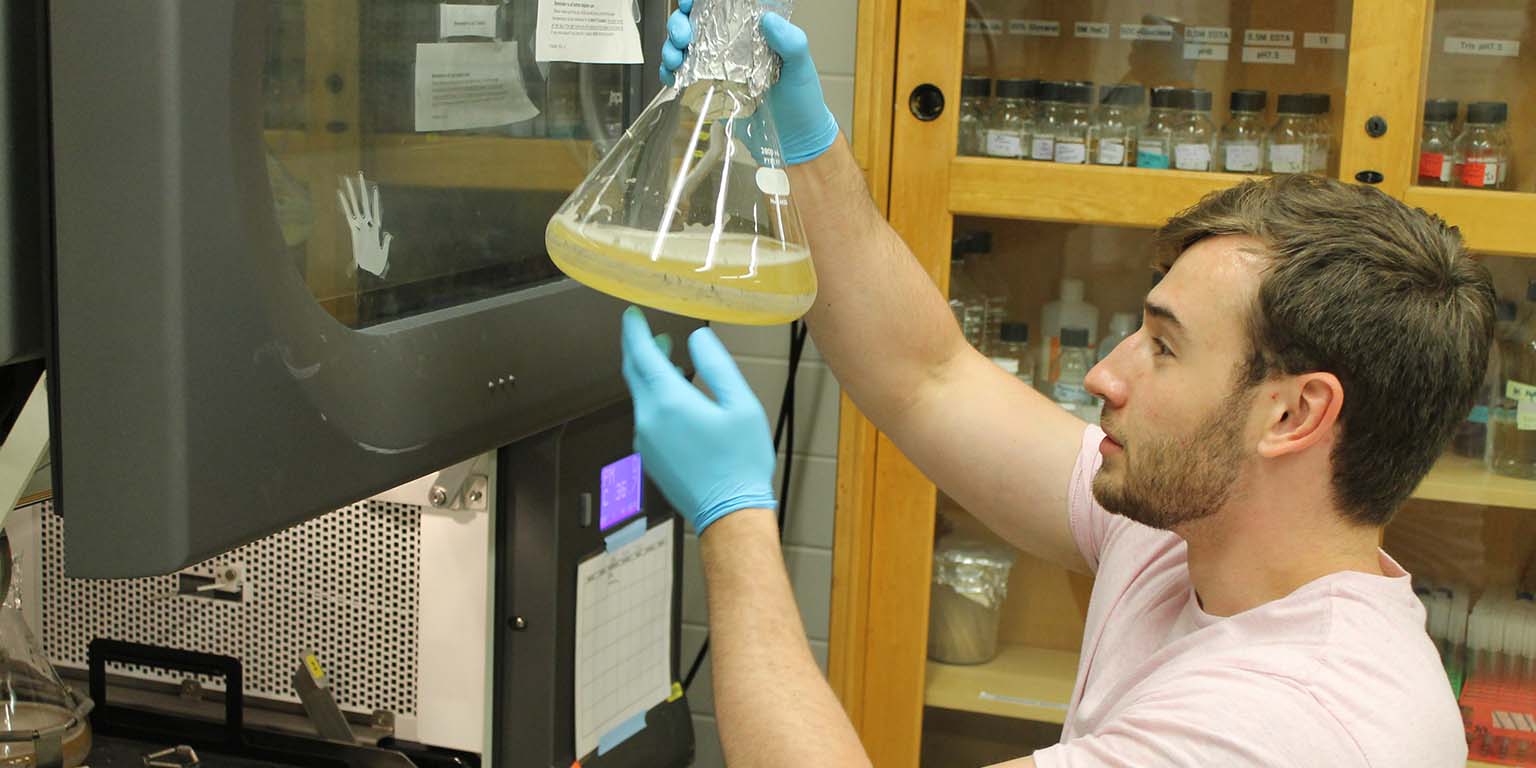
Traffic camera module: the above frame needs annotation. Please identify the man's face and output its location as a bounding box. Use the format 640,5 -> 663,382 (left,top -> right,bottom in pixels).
1085,235 -> 1266,531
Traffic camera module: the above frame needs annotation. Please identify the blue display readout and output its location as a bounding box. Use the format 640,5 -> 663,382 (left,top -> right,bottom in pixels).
599,454 -> 643,530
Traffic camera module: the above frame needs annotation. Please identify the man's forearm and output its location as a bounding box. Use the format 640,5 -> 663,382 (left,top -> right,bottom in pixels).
790,137 -> 967,427
699,509 -> 871,768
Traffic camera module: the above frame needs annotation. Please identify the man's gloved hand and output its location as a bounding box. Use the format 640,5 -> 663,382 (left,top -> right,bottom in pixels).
659,0 -> 840,165
621,307 -> 777,535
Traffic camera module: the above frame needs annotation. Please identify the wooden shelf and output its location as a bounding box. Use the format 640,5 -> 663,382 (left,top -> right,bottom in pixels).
1411,454 -> 1536,510
262,130 -> 594,193
948,157 -> 1251,228
367,134 -> 594,192
1468,761 -> 1514,768
925,644 -> 1078,724
1402,187 -> 1536,257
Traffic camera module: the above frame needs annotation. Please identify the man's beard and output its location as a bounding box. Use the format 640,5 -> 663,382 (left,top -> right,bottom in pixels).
1093,386 -> 1253,531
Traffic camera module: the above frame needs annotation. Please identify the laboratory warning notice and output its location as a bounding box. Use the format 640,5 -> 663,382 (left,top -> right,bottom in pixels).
536,0 -> 644,63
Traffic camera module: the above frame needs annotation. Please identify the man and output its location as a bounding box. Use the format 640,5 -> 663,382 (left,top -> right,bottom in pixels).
620,4 -> 1494,766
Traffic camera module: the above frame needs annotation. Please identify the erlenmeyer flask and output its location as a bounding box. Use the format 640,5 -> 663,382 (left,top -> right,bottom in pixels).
546,0 -> 816,325
0,539 -> 91,766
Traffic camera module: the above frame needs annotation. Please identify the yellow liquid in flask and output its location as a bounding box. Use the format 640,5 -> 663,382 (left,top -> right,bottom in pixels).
547,213 -> 816,325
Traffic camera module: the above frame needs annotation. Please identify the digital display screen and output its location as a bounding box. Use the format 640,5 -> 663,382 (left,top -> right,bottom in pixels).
599,454 -> 644,531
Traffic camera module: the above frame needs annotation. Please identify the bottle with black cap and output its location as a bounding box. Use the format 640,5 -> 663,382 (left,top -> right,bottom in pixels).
1172,88 -> 1216,172
1419,98 -> 1459,187
1453,101 -> 1511,190
958,75 -> 993,156
1267,93 -> 1311,174
1052,81 -> 1095,164
1030,81 -> 1064,161
984,78 -> 1031,159
1219,89 -> 1268,174
1302,93 -> 1333,173
1137,86 -> 1177,169
1093,84 -> 1143,166
990,322 -> 1035,389
1052,327 -> 1098,421
1490,281 -> 1536,478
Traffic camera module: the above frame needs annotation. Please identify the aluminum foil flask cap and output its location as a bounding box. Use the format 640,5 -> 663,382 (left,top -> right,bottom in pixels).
545,0 -> 816,325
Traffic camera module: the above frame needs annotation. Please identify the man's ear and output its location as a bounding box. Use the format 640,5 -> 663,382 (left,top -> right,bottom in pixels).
1256,372 -> 1343,459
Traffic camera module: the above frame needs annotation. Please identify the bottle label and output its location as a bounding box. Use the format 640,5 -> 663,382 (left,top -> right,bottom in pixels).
1223,143 -> 1261,172
1269,143 -> 1305,173
1418,151 -> 1447,181
1095,139 -> 1126,165
1521,399 -> 1536,431
1053,140 -> 1087,164
1309,147 -> 1329,172
1030,136 -> 1056,160
1459,157 -> 1499,188
1174,143 -> 1211,171
985,130 -> 1024,158
1135,149 -> 1170,169
1052,381 -> 1094,406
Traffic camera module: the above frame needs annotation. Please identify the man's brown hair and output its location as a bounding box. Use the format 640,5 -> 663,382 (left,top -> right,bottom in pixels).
1155,174 -> 1496,527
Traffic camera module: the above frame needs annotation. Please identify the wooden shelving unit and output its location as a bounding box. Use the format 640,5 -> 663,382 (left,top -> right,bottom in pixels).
924,644 -> 1079,725
263,130 -> 595,193
1402,187 -> 1536,257
1413,455 -> 1536,510
948,157 -> 1246,228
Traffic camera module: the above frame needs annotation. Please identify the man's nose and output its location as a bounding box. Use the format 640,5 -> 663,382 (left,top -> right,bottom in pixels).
1085,338 -> 1129,409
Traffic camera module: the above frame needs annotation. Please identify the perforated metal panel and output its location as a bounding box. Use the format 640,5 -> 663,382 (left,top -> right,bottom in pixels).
38,500 -> 420,716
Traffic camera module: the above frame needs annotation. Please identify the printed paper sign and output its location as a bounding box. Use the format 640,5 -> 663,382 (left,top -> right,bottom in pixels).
1185,27 -> 1232,43
535,0 -> 644,63
1244,29 -> 1295,46
1009,19 -> 1060,36
1121,24 -> 1173,41
1304,32 -> 1346,49
1184,43 -> 1229,61
414,42 -> 540,131
440,4 -> 500,39
1444,37 -> 1520,57
1242,46 -> 1296,64
1074,21 -> 1110,39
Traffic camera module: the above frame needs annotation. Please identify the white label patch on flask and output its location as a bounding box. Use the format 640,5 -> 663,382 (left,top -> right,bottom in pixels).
985,130 -> 1024,157
1095,139 -> 1125,165
1031,136 -> 1056,160
1224,144 -> 1261,171
1519,398 -> 1536,431
1053,141 -> 1087,164
1174,143 -> 1211,171
1269,143 -> 1305,172
755,167 -> 791,197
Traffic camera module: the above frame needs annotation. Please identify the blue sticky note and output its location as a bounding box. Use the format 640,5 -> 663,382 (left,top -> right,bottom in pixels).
596,711 -> 648,756
604,517 -> 647,553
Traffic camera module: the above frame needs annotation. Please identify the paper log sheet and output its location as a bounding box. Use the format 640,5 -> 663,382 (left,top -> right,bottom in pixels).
574,518 -> 674,758
414,41 -> 540,132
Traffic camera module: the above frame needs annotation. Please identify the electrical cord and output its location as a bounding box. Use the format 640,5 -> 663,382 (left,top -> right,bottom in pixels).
684,320 -> 809,691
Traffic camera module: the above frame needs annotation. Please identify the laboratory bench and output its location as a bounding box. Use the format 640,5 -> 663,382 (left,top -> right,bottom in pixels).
829,0 -> 1536,765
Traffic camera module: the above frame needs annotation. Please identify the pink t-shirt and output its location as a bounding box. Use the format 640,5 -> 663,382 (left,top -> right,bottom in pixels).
1032,426 -> 1466,767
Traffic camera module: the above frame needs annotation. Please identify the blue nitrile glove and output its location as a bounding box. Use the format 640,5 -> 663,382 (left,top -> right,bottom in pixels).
659,2 -> 840,165
620,307 -> 777,534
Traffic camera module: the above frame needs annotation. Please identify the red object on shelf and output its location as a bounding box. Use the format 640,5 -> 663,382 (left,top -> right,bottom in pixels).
1462,674 -> 1536,766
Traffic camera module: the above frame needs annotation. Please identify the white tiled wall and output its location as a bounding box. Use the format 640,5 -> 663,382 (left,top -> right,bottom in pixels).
682,2 -> 858,760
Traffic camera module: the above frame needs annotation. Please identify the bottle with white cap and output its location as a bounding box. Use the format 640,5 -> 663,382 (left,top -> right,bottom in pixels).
1039,279 -> 1100,387
1097,312 -> 1139,362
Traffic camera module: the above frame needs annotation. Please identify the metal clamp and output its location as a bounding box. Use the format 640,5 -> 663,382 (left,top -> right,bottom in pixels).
428,456 -> 488,510
143,745 -> 199,768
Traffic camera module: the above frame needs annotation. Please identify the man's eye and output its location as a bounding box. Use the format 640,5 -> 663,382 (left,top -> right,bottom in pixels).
1152,338 -> 1173,357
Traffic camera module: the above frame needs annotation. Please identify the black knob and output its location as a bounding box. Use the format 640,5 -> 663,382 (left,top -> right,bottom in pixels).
1354,170 -> 1384,185
1365,115 -> 1387,138
326,74 -> 345,94
909,83 -> 945,122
